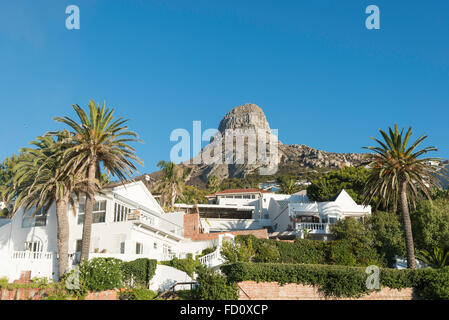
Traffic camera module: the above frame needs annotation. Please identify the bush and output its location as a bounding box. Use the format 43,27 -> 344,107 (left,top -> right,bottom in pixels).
417,267 -> 449,300
122,258 -> 157,288
78,258 -> 124,292
254,242 -> 280,263
193,265 -> 238,300
221,262 -> 449,299
220,237 -> 255,263
160,254 -> 200,277
119,288 -> 157,300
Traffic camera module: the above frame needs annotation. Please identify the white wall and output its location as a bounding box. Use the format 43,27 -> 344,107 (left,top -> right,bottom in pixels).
149,264 -> 194,292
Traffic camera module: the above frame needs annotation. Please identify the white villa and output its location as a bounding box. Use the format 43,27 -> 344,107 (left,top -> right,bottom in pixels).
289,189 -> 371,240
0,181 -> 216,282
0,181 -> 372,282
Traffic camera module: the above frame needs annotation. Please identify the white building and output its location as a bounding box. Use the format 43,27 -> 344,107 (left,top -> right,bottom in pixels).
0,181 -> 215,282
289,189 -> 371,240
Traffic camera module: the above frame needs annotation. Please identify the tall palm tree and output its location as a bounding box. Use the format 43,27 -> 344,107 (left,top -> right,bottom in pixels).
55,100 -> 143,261
363,124 -> 442,268
9,132 -> 86,278
156,161 -> 190,209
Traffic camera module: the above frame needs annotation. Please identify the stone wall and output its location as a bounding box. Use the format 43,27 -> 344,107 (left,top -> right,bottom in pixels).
237,281 -> 417,300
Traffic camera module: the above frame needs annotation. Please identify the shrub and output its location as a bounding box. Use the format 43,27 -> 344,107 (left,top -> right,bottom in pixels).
78,258 -> 124,292
160,254 -> 200,278
193,265 -> 238,300
417,267 -> 449,300
254,242 -> 280,263
119,288 -> 157,300
122,258 -> 157,288
220,237 -> 255,263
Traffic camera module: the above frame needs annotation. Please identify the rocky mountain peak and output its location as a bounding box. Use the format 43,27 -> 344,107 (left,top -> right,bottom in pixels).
218,103 -> 271,134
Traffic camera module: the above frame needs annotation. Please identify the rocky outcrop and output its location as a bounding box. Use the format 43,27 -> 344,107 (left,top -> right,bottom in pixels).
146,103 -> 368,185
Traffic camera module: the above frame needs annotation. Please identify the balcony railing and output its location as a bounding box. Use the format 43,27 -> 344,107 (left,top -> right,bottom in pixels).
199,249 -> 223,268
295,222 -> 331,234
11,251 -> 53,260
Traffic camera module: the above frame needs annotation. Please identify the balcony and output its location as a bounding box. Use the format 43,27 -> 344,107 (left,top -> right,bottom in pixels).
295,222 -> 331,234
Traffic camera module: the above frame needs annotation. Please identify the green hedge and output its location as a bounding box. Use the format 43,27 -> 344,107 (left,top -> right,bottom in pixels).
221,262 -> 449,299
122,258 -> 157,288
237,235 -> 383,267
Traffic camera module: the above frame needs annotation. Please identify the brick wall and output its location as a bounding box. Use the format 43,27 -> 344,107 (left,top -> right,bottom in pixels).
0,288 -> 117,300
183,213 -> 268,241
237,281 -> 417,300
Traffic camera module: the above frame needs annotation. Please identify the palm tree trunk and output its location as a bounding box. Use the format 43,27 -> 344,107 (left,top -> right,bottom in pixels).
171,183 -> 176,209
399,179 -> 416,269
55,196 -> 69,279
81,160 -> 97,262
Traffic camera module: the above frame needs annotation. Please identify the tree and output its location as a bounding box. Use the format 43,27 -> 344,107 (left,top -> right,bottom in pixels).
55,100 -> 142,261
155,161 -> 190,209
9,132 -> 87,278
363,124 -> 442,268
0,155 -> 23,216
411,198 -> 449,252
206,175 -> 220,193
307,167 -> 372,204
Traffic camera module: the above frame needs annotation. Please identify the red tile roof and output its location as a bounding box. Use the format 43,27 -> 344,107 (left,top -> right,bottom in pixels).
205,188 -> 271,197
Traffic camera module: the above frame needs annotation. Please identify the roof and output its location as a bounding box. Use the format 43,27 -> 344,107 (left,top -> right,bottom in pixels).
206,188 -> 272,197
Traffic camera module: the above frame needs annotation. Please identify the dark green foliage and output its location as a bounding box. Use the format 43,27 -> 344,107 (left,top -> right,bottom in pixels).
160,254 -> 200,277
254,242 -> 280,263
78,258 -> 124,292
121,258 -> 157,288
221,262 -> 449,299
119,288 -> 157,300
237,235 -> 383,267
193,265 -> 238,300
367,211 -> 406,265
411,198 -> 449,252
416,267 -> 449,300
307,167 -> 373,204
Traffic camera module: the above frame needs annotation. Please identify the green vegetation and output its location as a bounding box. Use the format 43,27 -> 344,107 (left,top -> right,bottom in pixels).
192,265 -> 239,300
160,254 -> 200,278
55,100 -> 142,262
307,167 -> 372,204
221,262 -> 449,299
121,258 -> 157,288
363,124 -> 442,268
119,288 -> 157,300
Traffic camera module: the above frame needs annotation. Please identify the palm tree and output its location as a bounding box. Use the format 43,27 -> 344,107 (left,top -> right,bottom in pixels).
279,176 -> 297,194
54,100 -> 142,261
417,247 -> 449,268
9,132 -> 87,278
363,124 -> 442,268
156,161 -> 190,209
207,175 -> 221,193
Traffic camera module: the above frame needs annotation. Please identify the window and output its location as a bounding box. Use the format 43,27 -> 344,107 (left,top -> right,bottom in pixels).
243,195 -> 251,199
25,241 -> 42,252
22,209 -> 47,228
329,217 -> 338,224
77,202 -> 85,224
114,203 -> 130,222
120,242 -> 125,254
77,200 -> 107,224
93,200 -> 107,223
136,242 -> 143,254
153,242 -> 158,249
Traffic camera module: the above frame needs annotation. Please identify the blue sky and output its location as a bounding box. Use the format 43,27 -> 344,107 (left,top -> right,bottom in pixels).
0,0 -> 448,174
